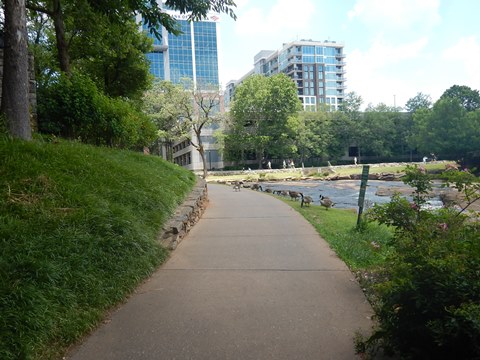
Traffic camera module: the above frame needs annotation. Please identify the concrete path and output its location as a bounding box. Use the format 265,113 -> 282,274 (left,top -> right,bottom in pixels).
67,184 -> 373,360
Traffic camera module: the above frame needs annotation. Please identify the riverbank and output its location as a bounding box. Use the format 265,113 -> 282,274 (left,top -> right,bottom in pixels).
206,161 -> 452,182
207,161 -> 479,213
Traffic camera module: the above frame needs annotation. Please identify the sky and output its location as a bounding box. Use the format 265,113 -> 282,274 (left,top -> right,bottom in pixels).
217,0 -> 480,109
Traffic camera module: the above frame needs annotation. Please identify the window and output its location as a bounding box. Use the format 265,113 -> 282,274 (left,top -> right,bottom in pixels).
303,55 -> 315,63
302,46 -> 315,54
325,57 -> 336,64
324,47 -> 336,56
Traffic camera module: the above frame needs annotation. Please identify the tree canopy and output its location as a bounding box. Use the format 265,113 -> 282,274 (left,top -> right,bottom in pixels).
411,97 -> 480,158
226,74 -> 301,168
405,92 -> 432,113
440,85 -> 480,112
1,0 -> 237,140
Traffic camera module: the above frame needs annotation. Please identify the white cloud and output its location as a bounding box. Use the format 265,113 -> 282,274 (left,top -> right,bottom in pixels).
347,37 -> 430,108
234,0 -> 316,36
442,36 -> 480,88
219,0 -> 317,84
348,0 -> 441,29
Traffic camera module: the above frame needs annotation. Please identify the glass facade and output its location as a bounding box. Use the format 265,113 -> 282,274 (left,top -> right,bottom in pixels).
194,22 -> 219,86
144,17 -> 219,87
168,20 -> 194,84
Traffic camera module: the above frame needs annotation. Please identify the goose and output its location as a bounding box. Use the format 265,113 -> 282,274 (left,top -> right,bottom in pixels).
300,193 -> 313,207
289,191 -> 301,201
251,183 -> 263,191
232,181 -> 243,192
319,195 -> 335,210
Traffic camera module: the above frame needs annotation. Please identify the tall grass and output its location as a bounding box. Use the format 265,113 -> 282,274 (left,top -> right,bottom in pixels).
0,138 -> 196,360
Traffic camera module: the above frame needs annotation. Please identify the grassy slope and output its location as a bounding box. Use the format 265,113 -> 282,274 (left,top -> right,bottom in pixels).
0,138 -> 196,360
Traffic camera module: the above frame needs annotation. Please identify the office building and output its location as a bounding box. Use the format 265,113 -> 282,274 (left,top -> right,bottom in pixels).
143,6 -> 224,171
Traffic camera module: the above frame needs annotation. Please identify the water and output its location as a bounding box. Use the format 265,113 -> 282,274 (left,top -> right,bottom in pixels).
258,180 -> 444,209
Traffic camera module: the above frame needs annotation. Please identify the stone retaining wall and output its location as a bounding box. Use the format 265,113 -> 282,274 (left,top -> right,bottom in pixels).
158,178 -> 208,250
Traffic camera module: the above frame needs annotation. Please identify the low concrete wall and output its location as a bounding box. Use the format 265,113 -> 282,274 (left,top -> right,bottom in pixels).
158,178 -> 208,250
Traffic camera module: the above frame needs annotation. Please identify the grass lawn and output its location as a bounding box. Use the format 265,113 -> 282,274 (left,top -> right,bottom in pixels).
275,197 -> 394,271
0,138 -> 196,360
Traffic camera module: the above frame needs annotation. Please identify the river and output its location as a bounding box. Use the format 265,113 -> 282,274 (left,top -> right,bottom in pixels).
256,180 -> 444,210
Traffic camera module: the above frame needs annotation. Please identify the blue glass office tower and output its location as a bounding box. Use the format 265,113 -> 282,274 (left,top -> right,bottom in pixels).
144,11 -> 219,87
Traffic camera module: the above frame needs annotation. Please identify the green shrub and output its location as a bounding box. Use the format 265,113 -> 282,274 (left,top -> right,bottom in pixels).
37,72 -> 156,149
361,167 -> 480,359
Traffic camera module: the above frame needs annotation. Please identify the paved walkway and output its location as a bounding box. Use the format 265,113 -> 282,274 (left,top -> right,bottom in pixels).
67,184 -> 373,360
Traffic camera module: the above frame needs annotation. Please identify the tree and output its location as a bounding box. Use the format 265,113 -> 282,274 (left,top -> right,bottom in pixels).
440,85 -> 480,112
3,0 -> 237,139
143,80 -> 191,160
295,110 -> 331,164
341,91 -> 363,119
328,110 -> 356,160
405,92 -> 432,113
72,18 -> 153,100
228,74 -> 301,168
356,103 -> 398,158
411,97 -> 480,158
1,0 -> 32,140
26,0 -> 237,74
189,83 -> 224,179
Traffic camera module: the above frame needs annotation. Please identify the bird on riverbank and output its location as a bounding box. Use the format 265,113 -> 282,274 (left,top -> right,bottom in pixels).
251,183 -> 263,191
232,181 -> 243,191
289,191 -> 301,201
300,193 -> 313,207
319,195 -> 335,210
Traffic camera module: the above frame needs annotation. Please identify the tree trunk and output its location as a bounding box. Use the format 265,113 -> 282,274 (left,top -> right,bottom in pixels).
52,0 -> 70,73
193,129 -> 208,178
199,146 -> 207,179
2,0 -> 32,140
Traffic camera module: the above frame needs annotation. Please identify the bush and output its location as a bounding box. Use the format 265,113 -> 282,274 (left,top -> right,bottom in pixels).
361,166 -> 480,359
37,72 -> 156,149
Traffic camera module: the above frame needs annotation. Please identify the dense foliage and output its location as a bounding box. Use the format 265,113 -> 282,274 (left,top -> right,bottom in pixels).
225,74 -> 302,168
360,166 -> 480,359
222,83 -> 480,167
0,138 -> 196,359
37,72 -> 157,149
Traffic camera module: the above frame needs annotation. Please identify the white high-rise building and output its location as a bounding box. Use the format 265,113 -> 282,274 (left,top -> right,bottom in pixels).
226,39 -> 346,112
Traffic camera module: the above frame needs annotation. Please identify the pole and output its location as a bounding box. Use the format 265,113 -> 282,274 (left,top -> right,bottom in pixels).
357,165 -> 370,228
